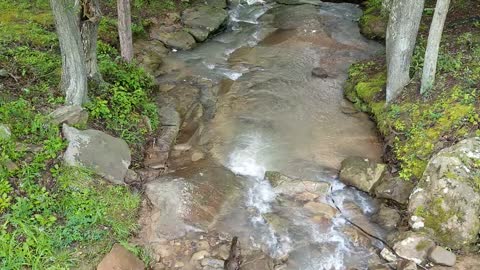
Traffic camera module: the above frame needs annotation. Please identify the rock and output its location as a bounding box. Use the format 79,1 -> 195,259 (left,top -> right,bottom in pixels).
201,258 -> 224,268
311,67 -> 328,78
97,243 -> 145,270
263,213 -> 290,234
397,260 -> 418,270
0,69 -> 8,77
150,26 -> 196,50
430,254 -> 480,270
62,124 -> 131,184
374,176 -> 415,205
408,137 -> 480,250
380,247 -> 397,262
124,169 -> 139,184
359,9 -> 387,40
181,6 -> 228,42
264,171 -> 330,198
303,201 -> 338,218
342,201 -> 387,241
192,0 -> 227,9
276,0 -> 323,5
141,165 -> 241,240
4,159 -> 18,172
134,39 -> 169,77
294,191 -> 320,202
392,232 -> 435,265
428,246 -> 456,267
49,105 -> 88,126
191,250 -> 210,261
0,124 -> 11,140
191,151 -> 205,162
339,156 -> 386,193
372,205 -> 401,231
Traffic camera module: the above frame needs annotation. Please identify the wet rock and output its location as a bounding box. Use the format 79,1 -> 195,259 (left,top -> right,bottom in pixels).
408,137 -> 480,250
276,0 -> 323,5
428,246 -> 456,267
372,205 -> 401,231
263,213 -> 290,234
342,201 -> 387,241
392,232 -> 435,265
49,105 -> 88,126
141,165 -> 242,240
192,0 -> 227,9
303,201 -> 338,218
311,67 -> 329,78
374,176 -> 415,205
339,156 -> 386,193
134,39 -> 169,77
397,260 -> 417,270
294,191 -> 320,202
380,247 -> 397,262
368,265 -> 391,270
264,171 -> 330,198
181,6 -> 228,42
0,124 -> 11,140
62,124 -> 131,184
201,258 -> 224,268
342,226 -> 373,248
97,243 -> 145,270
150,26 -> 196,50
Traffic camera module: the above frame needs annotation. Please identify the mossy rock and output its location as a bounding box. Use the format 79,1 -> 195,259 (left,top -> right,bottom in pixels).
408,137 -> 480,251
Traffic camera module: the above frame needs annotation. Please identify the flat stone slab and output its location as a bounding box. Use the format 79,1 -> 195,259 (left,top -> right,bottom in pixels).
62,124 -> 131,184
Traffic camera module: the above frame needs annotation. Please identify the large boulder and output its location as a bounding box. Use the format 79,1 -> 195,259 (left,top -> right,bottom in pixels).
374,176 -> 415,204
97,244 -> 145,270
62,124 -> 131,184
181,6 -> 228,42
339,157 -> 386,193
408,137 -> 480,250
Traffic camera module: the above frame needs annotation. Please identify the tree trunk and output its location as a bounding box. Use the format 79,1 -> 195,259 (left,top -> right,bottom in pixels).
420,0 -> 450,95
80,0 -> 103,83
385,0 -> 425,102
117,0 -> 134,62
50,0 -> 88,106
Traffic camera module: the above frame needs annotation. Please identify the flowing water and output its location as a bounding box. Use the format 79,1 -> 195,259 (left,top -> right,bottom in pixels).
157,1 -> 385,269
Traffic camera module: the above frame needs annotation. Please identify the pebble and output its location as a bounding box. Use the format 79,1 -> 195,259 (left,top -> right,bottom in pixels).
201,258 -> 224,268
191,250 -> 210,261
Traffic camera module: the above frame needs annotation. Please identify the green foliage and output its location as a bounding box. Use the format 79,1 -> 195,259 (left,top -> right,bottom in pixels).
359,0 -> 387,40
0,100 -> 142,269
86,42 -> 159,146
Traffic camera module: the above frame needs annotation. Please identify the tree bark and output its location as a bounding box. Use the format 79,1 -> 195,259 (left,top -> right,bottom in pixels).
50,0 -> 88,106
117,0 -> 134,62
385,0 -> 425,102
420,0 -> 450,95
80,0 -> 103,83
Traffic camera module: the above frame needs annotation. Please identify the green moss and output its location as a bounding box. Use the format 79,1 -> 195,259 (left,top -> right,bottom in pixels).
415,198 -> 456,246
359,0 -> 388,40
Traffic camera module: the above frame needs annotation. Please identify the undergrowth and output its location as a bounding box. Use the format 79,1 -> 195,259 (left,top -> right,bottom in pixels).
347,1 -> 480,181
0,0 -> 158,268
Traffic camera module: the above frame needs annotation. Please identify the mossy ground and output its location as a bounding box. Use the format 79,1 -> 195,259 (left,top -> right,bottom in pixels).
347,0 -> 480,181
0,0 -> 159,268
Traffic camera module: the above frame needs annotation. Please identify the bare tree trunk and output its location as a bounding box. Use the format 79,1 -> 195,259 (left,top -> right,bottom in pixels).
80,0 -> 103,83
385,0 -> 425,102
117,0 -> 134,62
50,0 -> 88,106
420,0 -> 450,95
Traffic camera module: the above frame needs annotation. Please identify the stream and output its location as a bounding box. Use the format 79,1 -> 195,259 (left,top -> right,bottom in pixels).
145,1 -> 386,269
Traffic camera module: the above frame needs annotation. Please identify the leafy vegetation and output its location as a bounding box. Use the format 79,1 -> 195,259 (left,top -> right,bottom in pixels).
347,0 -> 480,181
0,0 -> 160,268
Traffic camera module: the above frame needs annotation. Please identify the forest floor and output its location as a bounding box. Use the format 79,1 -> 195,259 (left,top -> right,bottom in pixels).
350,0 -> 480,182
0,0 -> 185,268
